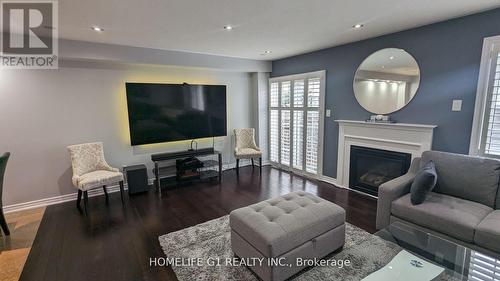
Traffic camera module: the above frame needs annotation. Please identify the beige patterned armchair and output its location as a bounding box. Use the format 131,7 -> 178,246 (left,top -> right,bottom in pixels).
234,128 -> 262,173
67,142 -> 124,214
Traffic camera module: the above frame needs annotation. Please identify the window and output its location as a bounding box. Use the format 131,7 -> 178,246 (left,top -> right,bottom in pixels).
269,71 -> 325,176
292,111 -> 304,169
293,80 -> 304,107
468,251 -> 500,281
281,81 -> 291,107
270,110 -> 279,162
306,111 -> 319,173
308,78 -> 320,108
470,36 -> 500,157
270,83 -> 279,107
281,110 -> 291,165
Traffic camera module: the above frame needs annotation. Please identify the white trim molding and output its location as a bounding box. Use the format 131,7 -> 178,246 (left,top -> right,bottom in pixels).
3,183 -> 127,214
269,70 -> 327,84
470,35 -> 500,157
335,120 -> 436,189
3,161 -> 270,214
319,174 -> 340,186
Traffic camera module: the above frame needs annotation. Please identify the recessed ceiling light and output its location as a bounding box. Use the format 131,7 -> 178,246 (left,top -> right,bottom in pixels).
91,26 -> 104,32
223,25 -> 233,30
353,24 -> 364,29
389,56 -> 395,60
264,50 -> 272,54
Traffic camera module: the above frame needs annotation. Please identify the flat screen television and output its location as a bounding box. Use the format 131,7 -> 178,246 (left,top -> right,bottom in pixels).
126,83 -> 227,146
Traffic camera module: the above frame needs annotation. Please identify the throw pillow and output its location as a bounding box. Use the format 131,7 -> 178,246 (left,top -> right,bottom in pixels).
410,161 -> 437,205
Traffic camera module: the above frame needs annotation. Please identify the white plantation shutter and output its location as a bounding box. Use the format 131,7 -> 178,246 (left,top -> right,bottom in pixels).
270,82 -> 280,162
482,52 -> 500,156
270,110 -> 279,162
269,71 -> 325,176
292,110 -> 304,169
281,81 -> 291,107
308,78 -> 320,107
472,37 -> 500,158
292,80 -> 305,169
280,110 -> 291,165
270,82 -> 279,107
293,80 -> 304,107
306,111 -> 319,173
468,251 -> 500,281
305,78 -> 321,173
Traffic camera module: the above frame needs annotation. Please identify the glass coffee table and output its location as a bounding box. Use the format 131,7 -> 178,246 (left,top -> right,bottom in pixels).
369,221 -> 500,281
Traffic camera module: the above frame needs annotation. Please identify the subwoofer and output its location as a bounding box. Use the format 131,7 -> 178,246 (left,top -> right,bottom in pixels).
123,164 -> 150,195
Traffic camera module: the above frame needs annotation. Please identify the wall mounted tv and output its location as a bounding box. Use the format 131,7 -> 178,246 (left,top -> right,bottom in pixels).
126,83 -> 227,146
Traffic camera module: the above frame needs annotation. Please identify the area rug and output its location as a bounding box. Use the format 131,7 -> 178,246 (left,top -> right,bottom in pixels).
0,207 -> 45,281
158,216 -> 456,280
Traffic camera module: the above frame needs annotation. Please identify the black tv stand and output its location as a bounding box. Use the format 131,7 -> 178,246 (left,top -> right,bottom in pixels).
151,148 -> 222,196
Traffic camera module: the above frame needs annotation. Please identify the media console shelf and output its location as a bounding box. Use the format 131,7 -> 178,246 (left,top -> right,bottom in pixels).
151,148 -> 222,195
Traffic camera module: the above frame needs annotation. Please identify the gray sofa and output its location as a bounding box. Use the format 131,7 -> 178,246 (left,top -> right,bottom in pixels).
376,150 -> 500,258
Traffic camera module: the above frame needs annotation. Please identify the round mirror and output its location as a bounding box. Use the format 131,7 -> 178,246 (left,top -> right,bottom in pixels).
353,48 -> 420,115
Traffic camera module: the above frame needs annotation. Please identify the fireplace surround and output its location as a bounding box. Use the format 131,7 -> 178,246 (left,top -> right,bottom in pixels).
335,120 -> 437,194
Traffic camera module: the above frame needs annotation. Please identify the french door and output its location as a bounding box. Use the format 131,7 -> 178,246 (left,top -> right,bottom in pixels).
269,71 -> 325,177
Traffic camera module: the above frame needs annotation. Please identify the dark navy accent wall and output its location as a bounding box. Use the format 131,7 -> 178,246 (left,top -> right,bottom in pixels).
271,8 -> 500,178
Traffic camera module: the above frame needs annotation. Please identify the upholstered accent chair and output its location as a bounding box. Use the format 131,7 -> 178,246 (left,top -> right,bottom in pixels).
234,128 -> 262,173
67,142 -> 124,215
0,152 -> 10,235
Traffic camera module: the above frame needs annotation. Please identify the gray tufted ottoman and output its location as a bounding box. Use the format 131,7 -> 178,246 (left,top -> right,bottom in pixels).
229,191 -> 346,281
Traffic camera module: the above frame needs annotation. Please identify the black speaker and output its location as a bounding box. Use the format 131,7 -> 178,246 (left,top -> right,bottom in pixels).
123,164 -> 150,195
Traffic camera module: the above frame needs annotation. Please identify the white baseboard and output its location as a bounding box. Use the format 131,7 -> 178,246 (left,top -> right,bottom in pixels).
3,159 -> 271,214
223,159 -> 271,169
318,175 -> 341,187
3,183 -> 126,214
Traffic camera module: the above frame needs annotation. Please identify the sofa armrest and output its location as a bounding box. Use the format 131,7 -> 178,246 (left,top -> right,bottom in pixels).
376,157 -> 421,230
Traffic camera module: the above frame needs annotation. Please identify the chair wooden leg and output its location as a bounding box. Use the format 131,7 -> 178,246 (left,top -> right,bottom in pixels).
103,185 -> 109,204
119,181 -> 125,204
76,190 -> 82,210
83,191 -> 89,216
251,158 -> 254,167
259,158 -> 262,173
236,159 -> 240,174
0,208 -> 10,236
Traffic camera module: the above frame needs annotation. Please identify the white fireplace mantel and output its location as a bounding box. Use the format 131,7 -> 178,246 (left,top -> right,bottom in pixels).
335,120 -> 437,189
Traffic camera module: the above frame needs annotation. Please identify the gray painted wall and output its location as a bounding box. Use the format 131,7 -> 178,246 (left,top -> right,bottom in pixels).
251,72 -> 270,162
0,63 -> 255,206
59,39 -> 271,73
271,8 -> 500,178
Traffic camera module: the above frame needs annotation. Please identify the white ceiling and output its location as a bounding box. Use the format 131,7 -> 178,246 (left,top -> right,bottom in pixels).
58,0 -> 500,60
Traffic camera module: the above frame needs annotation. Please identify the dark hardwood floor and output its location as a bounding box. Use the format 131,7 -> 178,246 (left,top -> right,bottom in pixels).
20,166 -> 377,281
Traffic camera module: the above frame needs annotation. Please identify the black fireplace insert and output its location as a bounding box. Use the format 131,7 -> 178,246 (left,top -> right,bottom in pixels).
349,146 -> 411,196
